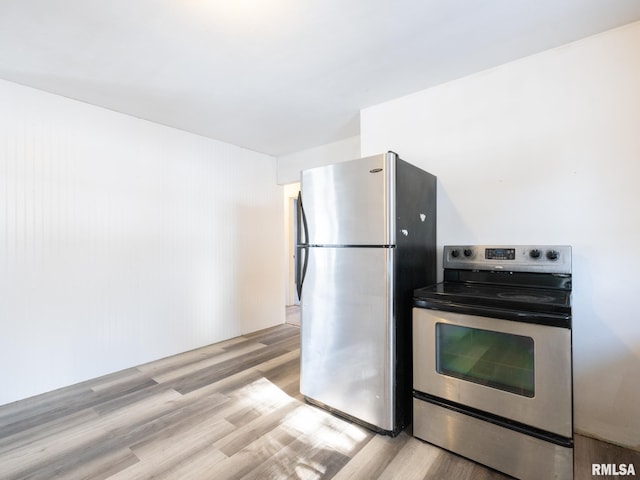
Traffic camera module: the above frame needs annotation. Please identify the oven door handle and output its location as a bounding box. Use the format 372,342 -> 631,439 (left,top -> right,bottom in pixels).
413,301 -> 571,329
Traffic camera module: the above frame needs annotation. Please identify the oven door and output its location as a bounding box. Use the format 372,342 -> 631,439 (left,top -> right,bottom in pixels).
413,307 -> 572,438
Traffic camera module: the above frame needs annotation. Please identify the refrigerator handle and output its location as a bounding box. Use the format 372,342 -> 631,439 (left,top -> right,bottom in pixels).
295,245 -> 301,301
295,191 -> 310,300
296,245 -> 309,301
297,191 -> 309,245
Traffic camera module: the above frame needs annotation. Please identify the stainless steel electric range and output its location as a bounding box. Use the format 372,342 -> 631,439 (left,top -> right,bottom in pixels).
412,245 -> 573,480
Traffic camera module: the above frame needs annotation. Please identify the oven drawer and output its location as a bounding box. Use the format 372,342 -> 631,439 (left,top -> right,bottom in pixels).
412,307 -> 572,438
413,398 -> 573,480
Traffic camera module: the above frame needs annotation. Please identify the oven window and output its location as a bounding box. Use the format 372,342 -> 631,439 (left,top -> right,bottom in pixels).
435,323 -> 535,397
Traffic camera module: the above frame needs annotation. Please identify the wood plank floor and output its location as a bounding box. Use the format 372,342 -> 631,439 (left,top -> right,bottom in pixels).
1,324 -> 638,479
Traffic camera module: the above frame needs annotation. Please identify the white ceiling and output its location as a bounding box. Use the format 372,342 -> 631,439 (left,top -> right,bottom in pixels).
2,1 -> 640,156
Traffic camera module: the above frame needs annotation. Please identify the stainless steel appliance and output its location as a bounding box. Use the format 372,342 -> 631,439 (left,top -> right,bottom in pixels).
412,245 -> 573,479
297,152 -> 437,435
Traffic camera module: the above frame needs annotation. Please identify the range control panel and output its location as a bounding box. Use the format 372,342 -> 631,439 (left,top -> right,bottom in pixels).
444,245 -> 572,274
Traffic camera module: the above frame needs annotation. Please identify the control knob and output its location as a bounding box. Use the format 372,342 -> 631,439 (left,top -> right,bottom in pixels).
529,249 -> 541,259
546,250 -> 559,261
463,249 -> 473,257
450,249 -> 460,258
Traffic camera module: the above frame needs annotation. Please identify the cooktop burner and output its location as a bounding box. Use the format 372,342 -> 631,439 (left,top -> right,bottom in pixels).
414,282 -> 571,311
496,292 -> 557,303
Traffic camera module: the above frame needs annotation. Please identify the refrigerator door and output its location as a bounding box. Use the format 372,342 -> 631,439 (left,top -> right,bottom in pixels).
300,153 -> 396,246
300,246 -> 395,431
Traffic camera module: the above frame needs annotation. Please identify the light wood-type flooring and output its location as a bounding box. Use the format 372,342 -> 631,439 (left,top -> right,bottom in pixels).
1,324 -> 638,479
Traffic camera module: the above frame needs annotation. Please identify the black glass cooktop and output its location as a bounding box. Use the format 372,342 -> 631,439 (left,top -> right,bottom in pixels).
414,281 -> 572,316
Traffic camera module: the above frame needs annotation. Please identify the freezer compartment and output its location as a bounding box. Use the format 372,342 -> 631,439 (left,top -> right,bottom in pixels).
300,153 -> 395,246
300,246 -> 396,431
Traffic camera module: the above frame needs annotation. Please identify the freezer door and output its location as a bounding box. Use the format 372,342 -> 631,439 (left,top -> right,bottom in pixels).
301,153 -> 395,246
300,246 -> 395,431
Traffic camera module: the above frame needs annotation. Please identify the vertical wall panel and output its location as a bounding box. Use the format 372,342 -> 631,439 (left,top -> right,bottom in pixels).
0,79 -> 284,405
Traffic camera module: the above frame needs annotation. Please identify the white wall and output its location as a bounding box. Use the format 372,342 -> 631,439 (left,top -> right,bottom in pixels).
0,79 -> 284,406
361,22 -> 640,449
277,135 -> 360,185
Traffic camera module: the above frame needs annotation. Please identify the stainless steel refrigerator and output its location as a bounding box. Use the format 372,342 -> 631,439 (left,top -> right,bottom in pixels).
296,151 -> 437,435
